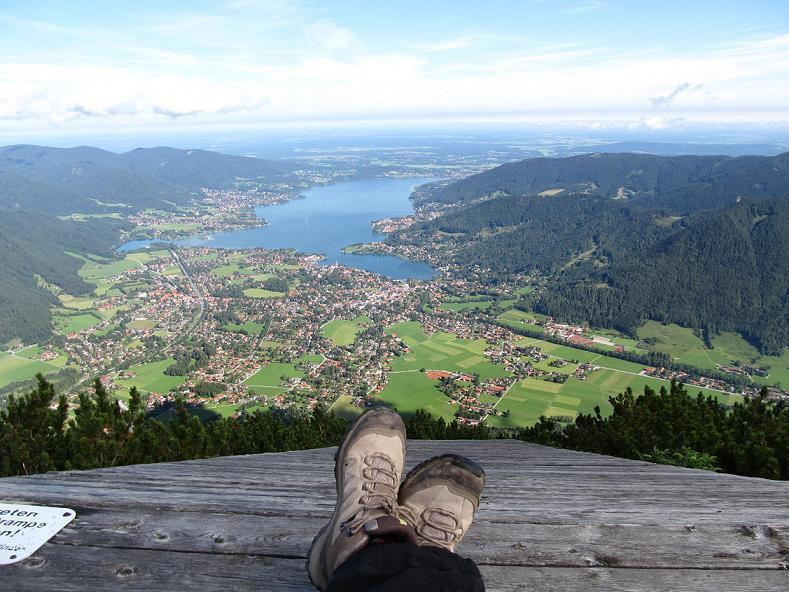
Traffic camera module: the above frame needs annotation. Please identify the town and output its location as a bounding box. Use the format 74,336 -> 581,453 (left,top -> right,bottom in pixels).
7,226 -> 782,428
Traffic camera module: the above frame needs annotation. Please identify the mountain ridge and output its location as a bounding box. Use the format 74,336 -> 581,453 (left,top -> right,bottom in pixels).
420,151 -> 789,213
396,153 -> 789,354
0,144 -> 300,215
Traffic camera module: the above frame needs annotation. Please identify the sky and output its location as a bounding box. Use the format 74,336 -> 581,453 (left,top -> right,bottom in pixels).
1,0 -> 789,137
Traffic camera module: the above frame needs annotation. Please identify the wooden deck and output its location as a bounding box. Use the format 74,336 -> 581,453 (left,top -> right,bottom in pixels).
1,440 -> 787,591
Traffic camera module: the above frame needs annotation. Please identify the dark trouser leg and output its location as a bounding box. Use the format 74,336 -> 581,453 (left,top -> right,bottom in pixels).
325,542 -> 485,592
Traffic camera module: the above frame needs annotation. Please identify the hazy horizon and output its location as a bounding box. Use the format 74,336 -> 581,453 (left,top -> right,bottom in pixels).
2,0 -> 788,138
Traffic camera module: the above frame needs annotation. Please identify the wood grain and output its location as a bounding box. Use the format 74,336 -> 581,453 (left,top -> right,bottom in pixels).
1,440 -> 787,591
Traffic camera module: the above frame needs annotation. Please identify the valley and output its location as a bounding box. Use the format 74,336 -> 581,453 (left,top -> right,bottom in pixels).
2,170 -> 783,427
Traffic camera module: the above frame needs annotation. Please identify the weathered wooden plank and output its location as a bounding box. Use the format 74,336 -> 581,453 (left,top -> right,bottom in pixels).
1,442 -> 786,533
477,565 -> 789,592
26,507 -> 788,569
6,544 -> 788,592
3,471 -> 785,526
2,440 -> 788,591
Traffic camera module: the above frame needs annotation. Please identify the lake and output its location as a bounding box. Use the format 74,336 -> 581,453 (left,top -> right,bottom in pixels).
120,177 -> 436,280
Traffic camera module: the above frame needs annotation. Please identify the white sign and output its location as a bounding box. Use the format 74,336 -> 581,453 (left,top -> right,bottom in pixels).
0,503 -> 75,565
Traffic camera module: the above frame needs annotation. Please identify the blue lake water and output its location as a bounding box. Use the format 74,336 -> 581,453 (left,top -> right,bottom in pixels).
120,177 -> 436,280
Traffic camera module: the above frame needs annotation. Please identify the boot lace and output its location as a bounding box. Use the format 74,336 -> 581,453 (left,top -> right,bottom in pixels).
340,453 -> 399,536
400,505 -> 463,549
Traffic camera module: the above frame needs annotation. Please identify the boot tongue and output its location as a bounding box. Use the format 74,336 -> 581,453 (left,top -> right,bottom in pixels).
363,515 -> 418,545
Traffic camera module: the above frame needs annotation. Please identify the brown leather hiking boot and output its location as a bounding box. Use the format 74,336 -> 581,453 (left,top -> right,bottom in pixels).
398,454 -> 485,552
307,407 -> 410,590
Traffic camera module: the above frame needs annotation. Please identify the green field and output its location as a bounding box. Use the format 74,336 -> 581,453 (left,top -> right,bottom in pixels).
0,353 -> 61,388
223,321 -> 267,335
387,322 -> 510,381
195,402 -> 267,419
487,369 -> 742,429
114,358 -> 186,395
163,265 -> 183,276
243,356 -> 321,393
79,257 -> 139,280
53,312 -> 102,334
14,345 -> 68,367
243,288 -> 285,299
58,294 -> 97,310
211,253 -> 254,278
497,309 -> 548,330
323,316 -> 373,346
439,300 -> 492,311
376,371 -> 458,422
637,321 -> 788,385
128,319 -> 157,330
126,250 -> 170,265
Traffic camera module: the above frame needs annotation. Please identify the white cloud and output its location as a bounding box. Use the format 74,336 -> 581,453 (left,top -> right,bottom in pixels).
0,63 -> 269,124
305,21 -> 356,52
650,82 -> 704,110
1,16 -> 788,132
418,35 -> 481,53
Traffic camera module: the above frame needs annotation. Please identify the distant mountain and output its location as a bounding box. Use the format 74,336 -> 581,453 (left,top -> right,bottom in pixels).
574,142 -> 788,157
0,144 -> 300,346
421,152 -> 789,213
396,153 -> 789,354
0,144 -> 299,215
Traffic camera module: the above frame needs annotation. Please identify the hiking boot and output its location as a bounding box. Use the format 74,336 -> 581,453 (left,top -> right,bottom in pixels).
307,407 -> 410,590
398,454 -> 485,552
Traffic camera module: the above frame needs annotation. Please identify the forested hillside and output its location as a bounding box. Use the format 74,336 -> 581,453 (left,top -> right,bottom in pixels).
0,144 -> 300,345
0,144 -> 299,215
421,152 -> 789,213
0,212 -> 127,344
396,154 -> 789,354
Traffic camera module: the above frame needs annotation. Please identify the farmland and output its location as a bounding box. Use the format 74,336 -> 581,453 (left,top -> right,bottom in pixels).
375,321 -> 743,428
387,321 -> 511,381
377,370 -> 458,422
323,316 -> 373,346
486,368 -> 742,429
113,358 -> 187,397
243,355 -> 322,394
243,288 -> 285,299
637,321 -> 789,385
53,312 -> 103,335
0,350 -> 63,388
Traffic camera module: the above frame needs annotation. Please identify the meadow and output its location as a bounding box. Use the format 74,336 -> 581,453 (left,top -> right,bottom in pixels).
375,320 -> 743,429
243,288 -> 285,299
387,321 -> 511,381
486,368 -> 742,429
113,358 -> 187,397
53,312 -> 103,335
223,321 -> 267,335
243,355 -> 322,394
323,316 -> 373,346
637,321 -> 789,385
376,371 -> 458,422
0,350 -> 62,388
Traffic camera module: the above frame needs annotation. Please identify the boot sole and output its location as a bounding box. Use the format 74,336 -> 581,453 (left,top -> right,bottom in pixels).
306,407 -> 405,590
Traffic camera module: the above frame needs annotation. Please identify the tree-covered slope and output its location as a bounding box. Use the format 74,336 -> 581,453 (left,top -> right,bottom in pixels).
422,152 -> 789,213
0,211 -> 128,344
397,154 -> 789,354
120,147 -> 295,190
0,144 -> 302,345
0,144 -> 299,215
536,198 -> 788,354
